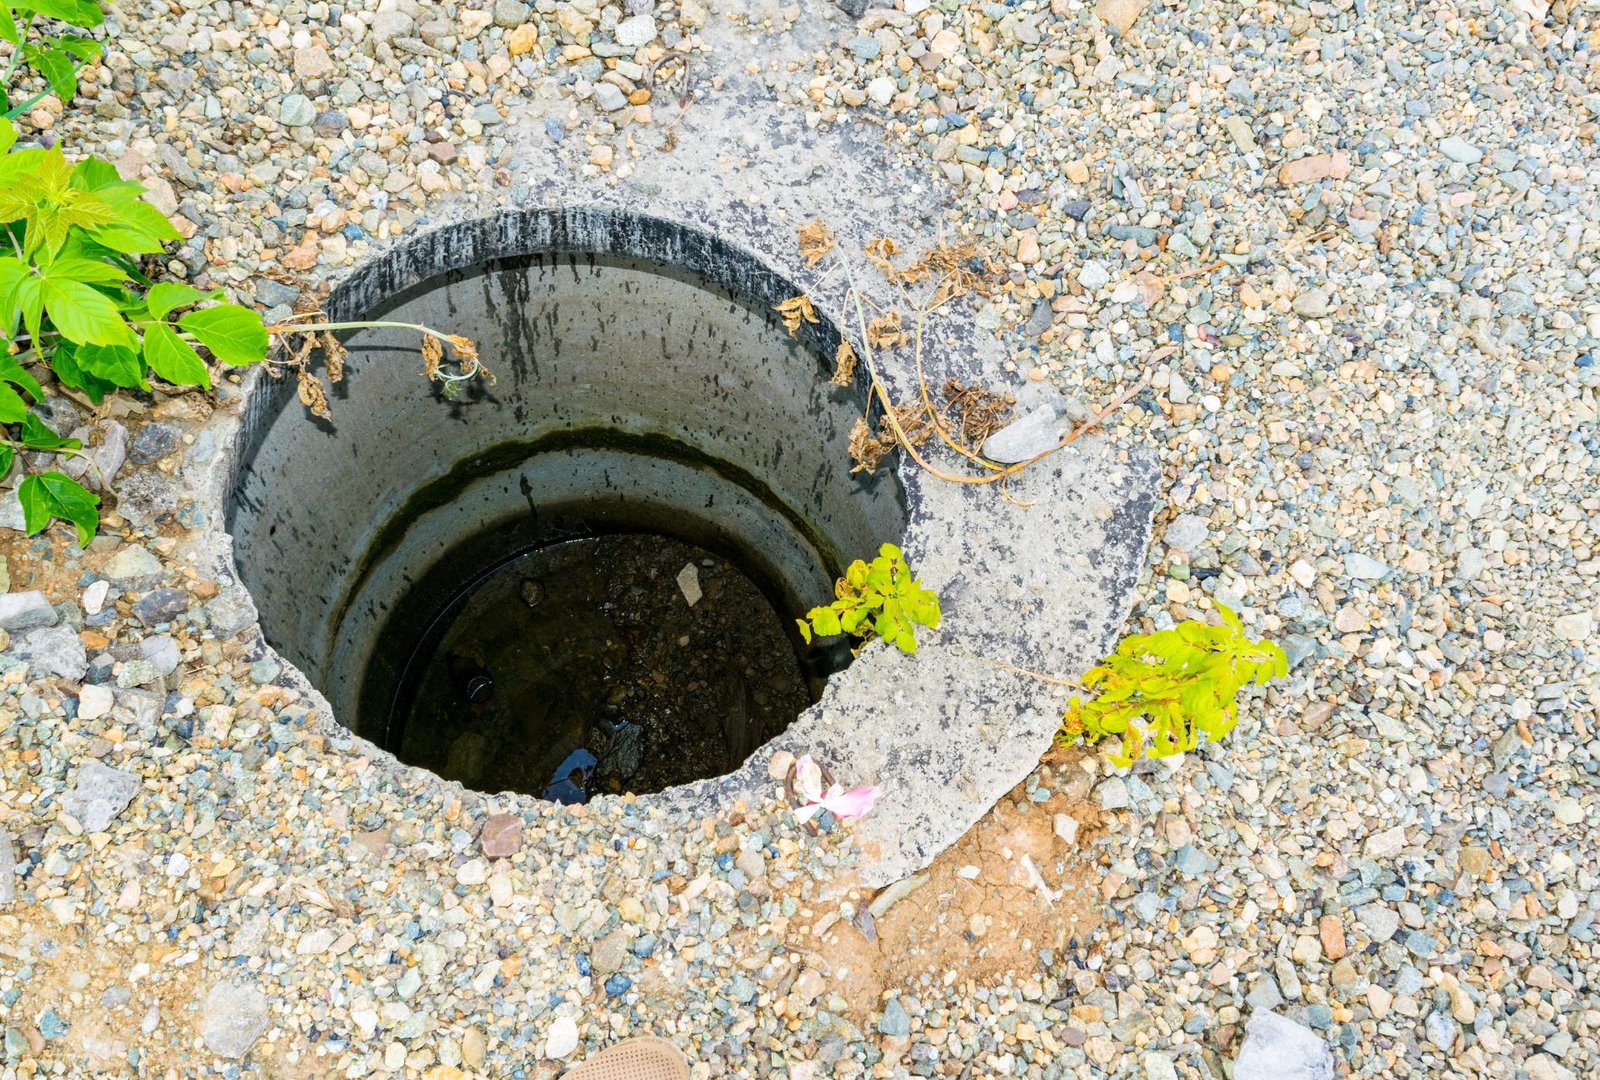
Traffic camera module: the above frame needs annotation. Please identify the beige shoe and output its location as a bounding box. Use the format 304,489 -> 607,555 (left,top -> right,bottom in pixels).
561,1036 -> 689,1080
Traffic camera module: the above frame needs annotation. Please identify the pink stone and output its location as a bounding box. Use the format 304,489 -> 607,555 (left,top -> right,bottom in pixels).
479,813 -> 523,858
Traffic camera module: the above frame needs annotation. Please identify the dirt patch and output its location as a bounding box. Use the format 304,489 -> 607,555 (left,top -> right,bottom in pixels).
795,743 -> 1103,1023
0,904 -> 315,1078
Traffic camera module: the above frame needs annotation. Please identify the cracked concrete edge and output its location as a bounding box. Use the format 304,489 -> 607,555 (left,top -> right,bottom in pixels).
174,53 -> 1159,888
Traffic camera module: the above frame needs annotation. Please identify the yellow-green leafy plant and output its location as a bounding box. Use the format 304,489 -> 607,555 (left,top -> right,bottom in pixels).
797,543 -> 940,654
1061,604 -> 1287,765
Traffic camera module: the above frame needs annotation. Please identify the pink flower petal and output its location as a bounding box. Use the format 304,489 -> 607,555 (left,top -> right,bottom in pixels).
820,785 -> 881,820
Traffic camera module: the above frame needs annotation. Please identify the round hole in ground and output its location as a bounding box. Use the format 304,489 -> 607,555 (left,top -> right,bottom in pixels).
227,209 -> 908,801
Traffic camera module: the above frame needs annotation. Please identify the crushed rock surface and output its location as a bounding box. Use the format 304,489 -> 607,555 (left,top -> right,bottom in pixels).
3,0 -> 1600,1076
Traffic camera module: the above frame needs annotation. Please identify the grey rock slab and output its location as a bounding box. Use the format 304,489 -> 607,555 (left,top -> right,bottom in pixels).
199,980 -> 269,1060
13,625 -> 87,681
0,590 -> 58,632
1233,1011 -> 1334,1080
979,404 -> 1061,463
60,762 -> 140,832
1344,553 -> 1390,580
1355,903 -> 1400,942
139,635 -> 182,676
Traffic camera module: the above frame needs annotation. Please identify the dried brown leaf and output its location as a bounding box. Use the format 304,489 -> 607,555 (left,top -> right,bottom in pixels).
867,311 -> 911,350
421,335 -> 443,380
321,331 -> 345,383
297,369 -> 331,420
773,295 -> 819,337
830,340 -> 858,387
865,236 -> 901,281
798,220 -> 835,268
943,378 -> 1016,449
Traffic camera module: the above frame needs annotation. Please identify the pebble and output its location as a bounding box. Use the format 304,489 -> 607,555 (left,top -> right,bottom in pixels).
980,404 -> 1061,463
0,590 -> 58,632
1233,1011 -> 1334,1080
544,1016 -> 579,1060
59,762 -> 140,832
877,997 -> 911,1037
478,812 -> 523,857
199,980 -> 269,1060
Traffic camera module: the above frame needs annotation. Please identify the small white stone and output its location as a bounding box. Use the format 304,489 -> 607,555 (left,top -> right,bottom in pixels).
614,13 -> 656,48
83,579 -> 110,616
456,859 -> 488,886
1053,813 -> 1079,846
866,76 -> 896,106
677,564 -> 702,607
544,1015 -> 579,1060
78,684 -> 114,721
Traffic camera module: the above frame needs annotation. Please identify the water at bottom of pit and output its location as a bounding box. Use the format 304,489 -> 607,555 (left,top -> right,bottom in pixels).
387,533 -> 815,801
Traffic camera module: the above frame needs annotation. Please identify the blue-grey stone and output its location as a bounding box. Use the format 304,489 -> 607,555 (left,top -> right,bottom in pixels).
878,998 -> 911,1037
0,591 -> 58,632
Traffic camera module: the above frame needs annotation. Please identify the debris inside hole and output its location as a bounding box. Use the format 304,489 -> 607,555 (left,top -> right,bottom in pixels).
388,533 -> 814,800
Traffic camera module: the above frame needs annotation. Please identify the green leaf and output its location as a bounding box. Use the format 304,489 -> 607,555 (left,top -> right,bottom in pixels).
50,33 -> 100,61
0,115 -> 15,155
0,379 -> 24,422
808,606 -> 841,638
177,303 -> 267,366
18,469 -> 99,546
795,618 -> 812,644
146,281 -> 213,320
14,0 -> 103,29
0,444 -> 12,478
82,188 -> 181,254
17,412 -> 76,450
142,321 -> 210,388
41,277 -> 134,346
68,157 -> 131,194
0,6 -> 18,46
47,341 -> 111,402
0,354 -> 43,400
74,342 -> 147,389
38,254 -> 130,286
22,42 -> 79,102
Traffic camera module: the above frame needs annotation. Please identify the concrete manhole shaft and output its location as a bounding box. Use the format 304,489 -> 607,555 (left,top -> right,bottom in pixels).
228,208 -> 908,798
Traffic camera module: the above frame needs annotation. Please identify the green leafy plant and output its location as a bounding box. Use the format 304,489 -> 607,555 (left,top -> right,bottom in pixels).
797,543 -> 941,654
2,0 -> 104,121
1060,604 -> 1287,766
0,10 -> 483,545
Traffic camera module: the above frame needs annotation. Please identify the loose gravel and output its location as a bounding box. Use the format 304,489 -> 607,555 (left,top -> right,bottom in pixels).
3,0 -> 1600,1077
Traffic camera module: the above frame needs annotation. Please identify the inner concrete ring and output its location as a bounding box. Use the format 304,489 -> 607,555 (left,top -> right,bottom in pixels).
215,206 -> 1160,887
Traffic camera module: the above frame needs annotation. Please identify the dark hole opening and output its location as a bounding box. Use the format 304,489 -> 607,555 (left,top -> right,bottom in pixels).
385,530 -> 834,801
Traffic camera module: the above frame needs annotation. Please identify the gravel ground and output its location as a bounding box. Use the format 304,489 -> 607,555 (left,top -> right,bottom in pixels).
3,0 -> 1600,1077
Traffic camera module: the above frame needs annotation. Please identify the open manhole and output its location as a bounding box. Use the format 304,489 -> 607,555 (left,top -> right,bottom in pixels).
227,209 -> 907,801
